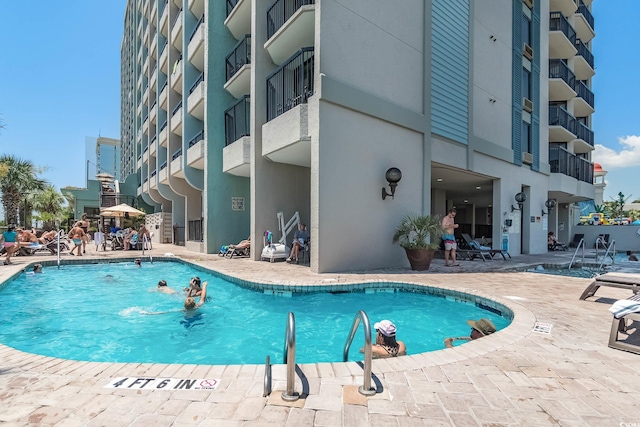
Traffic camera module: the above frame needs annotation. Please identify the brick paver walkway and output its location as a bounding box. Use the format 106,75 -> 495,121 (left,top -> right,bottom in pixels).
1,244 -> 639,426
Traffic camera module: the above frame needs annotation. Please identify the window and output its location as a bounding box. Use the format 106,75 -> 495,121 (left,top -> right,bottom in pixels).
522,68 -> 531,100
522,14 -> 531,47
522,121 -> 531,154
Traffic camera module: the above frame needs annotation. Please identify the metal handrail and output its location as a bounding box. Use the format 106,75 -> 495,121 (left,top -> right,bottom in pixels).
343,310 -> 376,396
568,238 -> 585,270
597,240 -> 616,273
263,355 -> 272,397
142,234 -> 152,262
282,312 -> 299,401
57,229 -> 63,268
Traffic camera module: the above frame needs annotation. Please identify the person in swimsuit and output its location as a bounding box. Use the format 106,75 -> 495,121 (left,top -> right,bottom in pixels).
441,208 -> 459,267
444,318 -> 496,348
157,279 -> 176,294
73,213 -> 90,254
2,225 -> 18,265
69,225 -> 85,256
183,276 -> 203,297
362,319 -> 407,358
184,281 -> 208,310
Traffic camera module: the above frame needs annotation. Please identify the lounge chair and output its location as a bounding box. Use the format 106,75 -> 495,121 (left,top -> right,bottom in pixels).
568,233 -> 584,248
460,233 -> 511,261
220,238 -> 251,258
608,294 -> 640,355
579,272 -> 640,301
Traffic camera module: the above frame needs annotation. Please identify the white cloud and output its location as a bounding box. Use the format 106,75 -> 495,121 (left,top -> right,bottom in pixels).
593,135 -> 640,169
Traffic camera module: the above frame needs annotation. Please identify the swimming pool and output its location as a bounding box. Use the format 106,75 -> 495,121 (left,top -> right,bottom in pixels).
0,261 -> 511,365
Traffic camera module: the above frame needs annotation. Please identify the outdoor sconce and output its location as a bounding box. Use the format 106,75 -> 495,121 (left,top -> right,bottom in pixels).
511,191 -> 527,212
382,167 -> 402,200
542,199 -> 557,216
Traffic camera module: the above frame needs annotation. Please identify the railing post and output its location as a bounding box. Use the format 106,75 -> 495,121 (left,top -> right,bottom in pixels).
282,312 -> 299,401
343,310 -> 376,396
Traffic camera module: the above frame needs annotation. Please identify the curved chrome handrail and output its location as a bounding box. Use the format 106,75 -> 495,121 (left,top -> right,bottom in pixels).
56,229 -> 64,269
597,240 -> 616,273
568,238 -> 585,271
142,234 -> 152,262
282,312 -> 299,401
263,355 -> 272,397
343,310 -> 376,396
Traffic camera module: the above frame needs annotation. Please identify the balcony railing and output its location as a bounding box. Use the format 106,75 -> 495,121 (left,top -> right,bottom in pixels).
189,15 -> 205,41
266,47 -> 314,121
151,135 -> 157,144
549,59 -> 575,88
160,161 -> 167,170
549,146 -> 594,184
226,0 -> 239,17
188,218 -> 204,242
574,80 -> 595,109
150,170 -> 157,178
188,130 -> 205,148
160,80 -> 168,93
172,148 -> 182,160
225,95 -> 250,146
172,100 -> 183,116
574,120 -> 594,146
159,120 -> 168,131
575,39 -> 594,70
189,72 -> 204,94
225,35 -> 251,81
577,3 -> 594,31
101,194 -> 136,209
550,12 -> 576,45
267,0 -> 315,39
549,105 -> 575,133
172,8 -> 183,27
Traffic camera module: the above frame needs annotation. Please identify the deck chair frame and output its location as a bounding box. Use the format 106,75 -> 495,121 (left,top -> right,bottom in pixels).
609,312 -> 640,355
580,273 -> 640,300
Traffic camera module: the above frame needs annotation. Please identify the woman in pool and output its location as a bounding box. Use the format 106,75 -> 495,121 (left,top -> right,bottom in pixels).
361,319 -> 406,358
184,277 -> 203,297
184,281 -> 208,310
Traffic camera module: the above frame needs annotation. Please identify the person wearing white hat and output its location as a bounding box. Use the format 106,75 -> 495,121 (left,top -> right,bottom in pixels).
363,319 -> 406,358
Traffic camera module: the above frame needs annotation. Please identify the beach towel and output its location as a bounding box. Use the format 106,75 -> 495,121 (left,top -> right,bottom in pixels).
610,294 -> 640,319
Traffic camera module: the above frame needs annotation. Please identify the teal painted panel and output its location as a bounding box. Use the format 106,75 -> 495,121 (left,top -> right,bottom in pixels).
512,0 -> 522,165
531,6 -> 541,171
431,0 -> 469,144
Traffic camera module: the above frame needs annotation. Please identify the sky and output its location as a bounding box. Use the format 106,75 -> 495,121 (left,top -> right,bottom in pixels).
0,1 -> 638,202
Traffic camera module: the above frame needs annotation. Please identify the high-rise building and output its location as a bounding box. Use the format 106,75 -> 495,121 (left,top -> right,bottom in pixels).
121,0 -> 595,272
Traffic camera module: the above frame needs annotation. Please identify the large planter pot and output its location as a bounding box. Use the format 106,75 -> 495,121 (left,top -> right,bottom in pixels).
404,248 -> 436,271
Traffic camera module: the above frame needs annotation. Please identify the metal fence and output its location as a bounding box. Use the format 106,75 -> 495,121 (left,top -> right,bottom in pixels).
266,47 -> 314,121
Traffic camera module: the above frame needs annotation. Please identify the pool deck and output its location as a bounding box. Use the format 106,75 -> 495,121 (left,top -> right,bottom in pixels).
1,245 -> 640,426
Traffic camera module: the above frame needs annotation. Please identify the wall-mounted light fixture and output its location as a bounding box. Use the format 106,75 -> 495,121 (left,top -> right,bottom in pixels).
511,191 -> 527,212
382,167 -> 402,200
541,199 -> 557,216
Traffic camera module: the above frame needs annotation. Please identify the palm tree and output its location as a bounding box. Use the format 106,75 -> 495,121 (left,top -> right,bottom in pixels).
0,155 -> 47,226
32,185 -> 66,229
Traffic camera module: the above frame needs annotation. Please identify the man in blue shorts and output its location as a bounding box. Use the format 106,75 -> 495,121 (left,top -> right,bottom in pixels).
441,208 -> 459,267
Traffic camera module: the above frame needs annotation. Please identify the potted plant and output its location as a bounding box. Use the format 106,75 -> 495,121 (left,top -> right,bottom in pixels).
393,214 -> 444,271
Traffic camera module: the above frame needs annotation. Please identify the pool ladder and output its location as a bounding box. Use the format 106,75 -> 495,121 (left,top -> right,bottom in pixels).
263,310 -> 376,398
141,234 -> 152,263
568,237 -> 616,274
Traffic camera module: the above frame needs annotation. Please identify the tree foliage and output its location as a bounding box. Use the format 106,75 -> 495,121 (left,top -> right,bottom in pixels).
0,155 -> 48,226
32,185 -> 66,229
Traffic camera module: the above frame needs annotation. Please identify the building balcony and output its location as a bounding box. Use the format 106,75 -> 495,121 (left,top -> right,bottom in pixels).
549,12 -> 577,60
150,171 -> 157,189
143,21 -> 151,47
170,148 -> 184,179
159,80 -> 168,110
159,161 -> 169,183
150,0 -> 158,21
188,0 -> 204,22
149,29 -> 158,57
263,103 -> 311,168
142,54 -> 150,75
159,42 -> 168,73
137,185 -> 143,196
266,47 -> 314,122
187,73 -> 205,120
150,135 -> 158,157
574,4 -> 595,43
225,95 -> 250,146
549,146 -> 594,184
159,120 -> 168,146
143,177 -> 149,193
143,145 -> 150,165
142,114 -> 150,134
149,101 -> 158,124
137,15 -> 144,37
171,8 -> 183,50
573,120 -> 594,153
171,57 -> 183,94
188,15 -> 205,71
265,0 -> 315,65
159,1 -> 169,37
550,0 -> 577,17
549,59 -> 576,102
572,80 -> 595,117
224,0 -> 251,40
572,39 -> 595,80
224,35 -> 251,98
170,100 -> 183,136
137,154 -> 142,170
150,66 -> 158,91
549,105 -> 577,143
187,130 -> 205,170
223,95 -> 251,172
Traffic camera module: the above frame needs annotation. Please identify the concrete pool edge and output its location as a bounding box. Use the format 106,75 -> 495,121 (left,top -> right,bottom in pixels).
0,257 -> 537,378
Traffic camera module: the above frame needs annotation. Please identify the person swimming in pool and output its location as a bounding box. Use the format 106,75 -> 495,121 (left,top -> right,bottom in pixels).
157,279 -> 176,294
183,276 -> 203,297
184,281 -> 208,310
360,319 -> 407,358
444,318 -> 496,348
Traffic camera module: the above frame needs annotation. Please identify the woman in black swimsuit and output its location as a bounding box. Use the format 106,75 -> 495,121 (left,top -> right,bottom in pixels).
363,320 -> 407,358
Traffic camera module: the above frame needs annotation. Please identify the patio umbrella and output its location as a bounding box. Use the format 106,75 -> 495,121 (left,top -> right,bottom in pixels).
100,203 -> 145,218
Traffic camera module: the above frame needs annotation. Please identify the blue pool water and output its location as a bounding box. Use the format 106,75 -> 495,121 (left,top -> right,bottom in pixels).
0,261 -> 510,365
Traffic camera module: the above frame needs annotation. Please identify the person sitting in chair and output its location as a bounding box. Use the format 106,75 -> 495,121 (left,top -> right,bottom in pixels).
287,223 -> 309,264
547,231 -> 566,251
